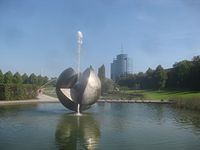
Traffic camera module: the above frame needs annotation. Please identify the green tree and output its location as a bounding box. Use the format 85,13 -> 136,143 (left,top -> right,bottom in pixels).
154,65 -> 167,90
13,72 -> 22,84
98,65 -> 105,82
173,60 -> 192,88
145,68 -> 154,89
190,56 -> 200,89
192,55 -> 200,62
118,74 -> 135,88
28,73 -> 37,84
42,76 -> 49,85
48,77 -> 57,87
98,65 -> 106,94
3,71 -> 13,84
136,72 -> 145,89
0,70 -> 3,84
22,73 -> 29,84
102,78 -> 114,93
37,75 -> 44,85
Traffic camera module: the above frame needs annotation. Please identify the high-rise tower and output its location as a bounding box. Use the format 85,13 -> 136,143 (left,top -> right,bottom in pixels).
111,49 -> 132,81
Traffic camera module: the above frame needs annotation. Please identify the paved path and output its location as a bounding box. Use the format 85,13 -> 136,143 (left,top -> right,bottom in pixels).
0,94 -> 59,106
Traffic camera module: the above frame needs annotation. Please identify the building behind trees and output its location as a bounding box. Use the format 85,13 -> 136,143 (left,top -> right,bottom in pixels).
111,53 -> 132,82
117,55 -> 200,91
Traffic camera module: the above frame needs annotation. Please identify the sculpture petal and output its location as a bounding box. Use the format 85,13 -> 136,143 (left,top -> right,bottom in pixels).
56,67 -> 101,112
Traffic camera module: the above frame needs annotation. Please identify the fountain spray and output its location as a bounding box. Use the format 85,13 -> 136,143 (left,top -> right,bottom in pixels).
77,31 -> 83,80
77,31 -> 83,114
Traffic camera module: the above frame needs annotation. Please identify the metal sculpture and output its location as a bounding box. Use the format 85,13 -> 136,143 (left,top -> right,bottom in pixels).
56,67 -> 101,112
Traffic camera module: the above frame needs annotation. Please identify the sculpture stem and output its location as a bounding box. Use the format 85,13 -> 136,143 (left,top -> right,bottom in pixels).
77,43 -> 81,79
77,104 -> 81,114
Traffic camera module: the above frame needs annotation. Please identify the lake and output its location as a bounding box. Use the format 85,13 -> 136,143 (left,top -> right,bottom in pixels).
0,103 -> 200,150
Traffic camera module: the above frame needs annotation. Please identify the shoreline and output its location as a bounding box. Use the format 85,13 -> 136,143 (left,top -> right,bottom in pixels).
0,94 -> 59,106
98,99 -> 172,104
0,94 -> 172,106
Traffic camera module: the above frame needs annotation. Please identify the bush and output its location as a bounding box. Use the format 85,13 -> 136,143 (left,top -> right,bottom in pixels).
0,84 -> 38,100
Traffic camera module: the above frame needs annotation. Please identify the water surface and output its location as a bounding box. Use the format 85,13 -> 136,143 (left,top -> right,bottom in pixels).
0,103 -> 200,150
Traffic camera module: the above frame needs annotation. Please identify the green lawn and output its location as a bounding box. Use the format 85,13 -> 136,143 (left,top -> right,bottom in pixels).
123,89 -> 200,100
42,86 -> 200,111
122,89 -> 200,111
43,86 -> 200,101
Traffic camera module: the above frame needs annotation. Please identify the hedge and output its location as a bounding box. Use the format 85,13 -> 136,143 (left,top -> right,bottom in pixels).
0,84 -> 38,100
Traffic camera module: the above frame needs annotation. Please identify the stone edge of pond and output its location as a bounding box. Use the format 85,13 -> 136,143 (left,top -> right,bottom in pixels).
0,94 -> 172,106
97,99 -> 173,104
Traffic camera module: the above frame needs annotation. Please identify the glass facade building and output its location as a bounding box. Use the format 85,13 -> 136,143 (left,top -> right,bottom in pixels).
111,54 -> 132,81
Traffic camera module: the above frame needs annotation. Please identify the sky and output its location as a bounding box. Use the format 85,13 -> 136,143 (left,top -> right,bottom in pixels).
0,0 -> 200,78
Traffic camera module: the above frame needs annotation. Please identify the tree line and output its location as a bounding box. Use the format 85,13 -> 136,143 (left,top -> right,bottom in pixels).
0,70 -> 48,86
118,55 -> 200,90
0,70 -> 49,100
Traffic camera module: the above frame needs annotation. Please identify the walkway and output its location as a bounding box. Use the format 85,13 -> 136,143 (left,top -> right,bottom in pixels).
0,94 -> 59,106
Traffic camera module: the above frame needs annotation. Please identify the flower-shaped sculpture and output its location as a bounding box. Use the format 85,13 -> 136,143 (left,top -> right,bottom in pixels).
56,67 -> 101,112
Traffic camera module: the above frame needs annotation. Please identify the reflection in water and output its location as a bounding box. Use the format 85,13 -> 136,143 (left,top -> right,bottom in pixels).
1,103 -> 200,150
55,113 -> 100,150
174,109 -> 200,131
0,104 -> 38,115
147,104 -> 165,125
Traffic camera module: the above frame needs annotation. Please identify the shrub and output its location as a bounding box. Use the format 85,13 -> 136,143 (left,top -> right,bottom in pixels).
172,96 -> 200,111
0,84 -> 38,100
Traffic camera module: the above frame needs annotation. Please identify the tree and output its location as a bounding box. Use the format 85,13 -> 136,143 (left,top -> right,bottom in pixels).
97,65 -> 114,94
136,72 -> 145,89
35,75 -> 48,86
144,68 -> 155,89
192,55 -> 200,62
37,75 -> 44,85
0,70 -> 3,84
42,76 -> 49,85
98,65 -> 106,94
12,72 -> 23,84
154,65 -> 167,90
3,71 -> 13,84
172,60 -> 192,88
102,78 -> 114,93
98,65 -> 105,82
48,77 -> 57,87
115,56 -> 200,90
28,73 -> 37,84
118,74 -> 135,88
190,56 -> 200,89
22,73 -> 29,84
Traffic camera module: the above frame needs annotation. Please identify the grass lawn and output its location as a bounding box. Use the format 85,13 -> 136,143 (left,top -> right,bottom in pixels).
42,86 -> 200,111
42,86 -> 200,101
123,89 -> 200,100
123,89 -> 200,111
